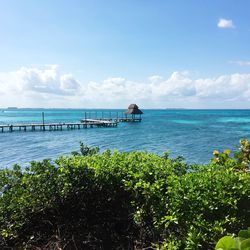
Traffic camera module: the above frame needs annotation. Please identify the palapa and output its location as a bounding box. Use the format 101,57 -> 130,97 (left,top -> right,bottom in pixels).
125,104 -> 143,115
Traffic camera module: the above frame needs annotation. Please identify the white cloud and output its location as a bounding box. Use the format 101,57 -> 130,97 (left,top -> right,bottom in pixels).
0,65 -> 81,97
1,65 -> 250,108
60,74 -> 80,90
229,60 -> 250,66
217,18 -> 235,29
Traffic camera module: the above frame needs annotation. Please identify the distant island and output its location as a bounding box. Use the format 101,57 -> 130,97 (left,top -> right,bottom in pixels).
165,107 -> 186,110
7,107 -> 18,110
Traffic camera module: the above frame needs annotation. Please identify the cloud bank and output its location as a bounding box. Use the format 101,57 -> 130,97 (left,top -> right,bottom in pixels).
0,65 -> 250,108
217,18 -> 235,29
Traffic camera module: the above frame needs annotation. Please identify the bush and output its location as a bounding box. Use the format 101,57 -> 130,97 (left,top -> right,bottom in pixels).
0,144 -> 249,249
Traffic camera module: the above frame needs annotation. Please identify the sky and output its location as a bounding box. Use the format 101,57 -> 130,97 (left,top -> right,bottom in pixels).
0,0 -> 250,108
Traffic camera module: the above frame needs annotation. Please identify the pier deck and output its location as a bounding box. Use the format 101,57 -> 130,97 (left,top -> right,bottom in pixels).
81,118 -> 142,123
0,119 -> 118,133
116,118 -> 142,122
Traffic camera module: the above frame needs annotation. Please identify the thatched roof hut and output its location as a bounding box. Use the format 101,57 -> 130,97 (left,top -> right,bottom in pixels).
125,104 -> 143,115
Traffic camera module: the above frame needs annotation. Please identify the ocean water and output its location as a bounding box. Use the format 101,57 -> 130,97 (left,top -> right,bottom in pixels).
1,109 -> 250,168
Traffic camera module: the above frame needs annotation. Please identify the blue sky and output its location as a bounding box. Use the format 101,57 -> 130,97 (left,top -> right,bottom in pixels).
0,0 -> 250,108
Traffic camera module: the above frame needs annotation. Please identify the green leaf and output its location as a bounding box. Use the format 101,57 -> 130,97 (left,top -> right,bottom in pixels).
239,230 -> 250,239
215,236 -> 237,250
224,149 -> 231,156
241,239 -> 250,250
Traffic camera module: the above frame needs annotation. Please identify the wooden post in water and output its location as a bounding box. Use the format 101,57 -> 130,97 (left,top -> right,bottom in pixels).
42,112 -> 45,131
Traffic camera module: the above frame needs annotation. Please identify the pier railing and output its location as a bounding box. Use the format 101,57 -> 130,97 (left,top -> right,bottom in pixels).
0,120 -> 118,133
82,111 -> 142,123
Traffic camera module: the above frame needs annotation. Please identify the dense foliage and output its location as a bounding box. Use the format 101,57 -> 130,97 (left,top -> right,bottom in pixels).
0,142 -> 249,249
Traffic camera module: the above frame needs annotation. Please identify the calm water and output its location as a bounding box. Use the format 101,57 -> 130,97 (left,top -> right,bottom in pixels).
1,109 -> 250,168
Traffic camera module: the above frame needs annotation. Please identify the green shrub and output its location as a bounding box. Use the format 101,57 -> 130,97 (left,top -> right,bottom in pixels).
212,138 -> 250,171
0,143 -> 249,249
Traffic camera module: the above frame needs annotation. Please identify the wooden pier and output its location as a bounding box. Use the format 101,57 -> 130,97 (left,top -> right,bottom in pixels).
0,104 -> 143,134
0,119 -> 118,133
117,118 -> 142,122
82,112 -> 142,122
82,118 -> 142,123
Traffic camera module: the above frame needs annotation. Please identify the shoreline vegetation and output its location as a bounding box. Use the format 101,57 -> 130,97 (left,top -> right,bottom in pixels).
0,141 -> 249,249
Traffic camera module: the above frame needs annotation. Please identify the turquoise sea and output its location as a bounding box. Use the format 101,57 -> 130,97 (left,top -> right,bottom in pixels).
1,109 -> 250,168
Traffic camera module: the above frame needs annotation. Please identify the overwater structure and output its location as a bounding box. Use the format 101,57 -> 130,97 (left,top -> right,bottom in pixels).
0,104 -> 143,133
123,104 -> 143,122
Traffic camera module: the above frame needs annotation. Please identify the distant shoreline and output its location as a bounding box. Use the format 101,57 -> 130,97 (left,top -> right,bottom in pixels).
1,107 -> 250,111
